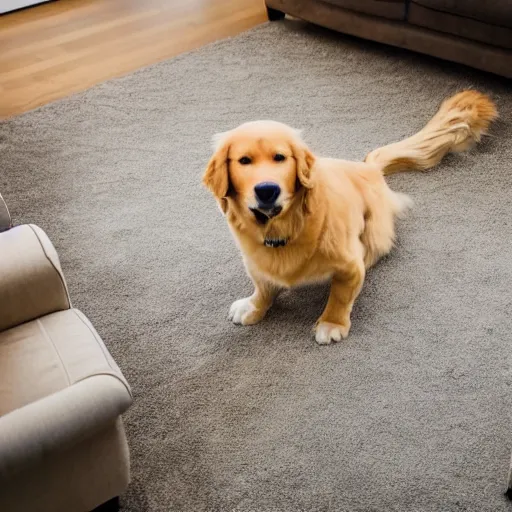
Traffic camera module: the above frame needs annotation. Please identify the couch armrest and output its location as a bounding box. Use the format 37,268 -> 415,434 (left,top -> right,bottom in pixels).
0,224 -> 71,331
0,374 -> 132,478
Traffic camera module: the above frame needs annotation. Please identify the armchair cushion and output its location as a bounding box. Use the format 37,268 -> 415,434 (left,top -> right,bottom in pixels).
0,309 -> 130,416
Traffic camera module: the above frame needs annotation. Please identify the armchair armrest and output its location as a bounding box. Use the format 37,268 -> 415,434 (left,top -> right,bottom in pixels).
0,224 -> 71,331
0,374 -> 132,478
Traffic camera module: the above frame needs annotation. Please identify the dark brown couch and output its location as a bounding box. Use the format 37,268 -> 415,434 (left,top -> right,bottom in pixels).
265,0 -> 512,78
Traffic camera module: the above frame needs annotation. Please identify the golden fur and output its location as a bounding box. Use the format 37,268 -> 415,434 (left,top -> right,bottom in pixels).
203,91 -> 498,344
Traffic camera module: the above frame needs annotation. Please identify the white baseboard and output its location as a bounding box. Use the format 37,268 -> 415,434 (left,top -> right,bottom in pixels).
1,0 -> 51,14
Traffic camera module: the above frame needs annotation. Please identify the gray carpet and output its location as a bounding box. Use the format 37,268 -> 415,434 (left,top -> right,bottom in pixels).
1,20 -> 512,512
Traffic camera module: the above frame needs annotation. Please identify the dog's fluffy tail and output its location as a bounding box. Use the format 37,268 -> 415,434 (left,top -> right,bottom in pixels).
364,90 -> 498,175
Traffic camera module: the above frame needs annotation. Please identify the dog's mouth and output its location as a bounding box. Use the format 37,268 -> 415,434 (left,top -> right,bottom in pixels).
264,237 -> 288,248
249,206 -> 282,225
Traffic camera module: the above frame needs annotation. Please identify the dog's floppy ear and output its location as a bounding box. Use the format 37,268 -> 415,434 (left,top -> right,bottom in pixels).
202,132 -> 231,199
291,137 -> 316,189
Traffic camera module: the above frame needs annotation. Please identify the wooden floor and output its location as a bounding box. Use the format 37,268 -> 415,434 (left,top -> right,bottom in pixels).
0,0 -> 268,118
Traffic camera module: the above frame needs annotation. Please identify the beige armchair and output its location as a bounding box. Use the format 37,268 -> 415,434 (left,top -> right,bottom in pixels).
508,463 -> 512,500
0,193 -> 11,232
0,222 -> 132,512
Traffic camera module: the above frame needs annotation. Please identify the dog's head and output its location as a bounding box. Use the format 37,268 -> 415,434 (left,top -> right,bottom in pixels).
202,121 -> 316,245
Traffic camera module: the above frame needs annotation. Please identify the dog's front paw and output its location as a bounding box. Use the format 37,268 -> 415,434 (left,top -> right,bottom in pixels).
315,321 -> 351,345
229,297 -> 265,326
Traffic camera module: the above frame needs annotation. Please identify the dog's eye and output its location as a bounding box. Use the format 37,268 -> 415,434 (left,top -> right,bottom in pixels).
238,156 -> 252,165
273,153 -> 286,162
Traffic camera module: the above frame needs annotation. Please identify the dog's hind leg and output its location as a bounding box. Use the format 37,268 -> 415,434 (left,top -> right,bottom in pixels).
360,186 -> 412,268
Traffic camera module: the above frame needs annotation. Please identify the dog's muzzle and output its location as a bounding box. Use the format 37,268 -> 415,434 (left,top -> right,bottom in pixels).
250,206 -> 282,225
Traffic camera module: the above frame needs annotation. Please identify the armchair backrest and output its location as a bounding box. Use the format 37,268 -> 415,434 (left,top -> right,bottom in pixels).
0,225 -> 71,331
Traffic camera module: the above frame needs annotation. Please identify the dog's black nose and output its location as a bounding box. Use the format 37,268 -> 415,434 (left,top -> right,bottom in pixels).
254,182 -> 281,206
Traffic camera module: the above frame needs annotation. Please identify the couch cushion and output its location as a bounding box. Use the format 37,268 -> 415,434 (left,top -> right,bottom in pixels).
409,2 -> 512,49
412,0 -> 512,29
322,0 -> 406,21
0,309 -> 127,416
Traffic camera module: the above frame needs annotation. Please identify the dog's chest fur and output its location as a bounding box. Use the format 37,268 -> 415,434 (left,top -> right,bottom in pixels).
243,242 -> 335,288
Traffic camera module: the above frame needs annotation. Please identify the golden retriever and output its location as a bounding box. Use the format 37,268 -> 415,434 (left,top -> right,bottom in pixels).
203,91 -> 497,344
